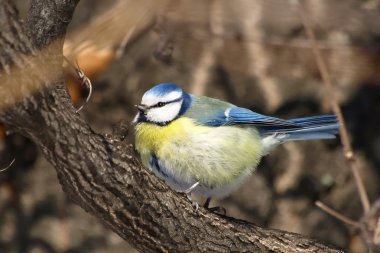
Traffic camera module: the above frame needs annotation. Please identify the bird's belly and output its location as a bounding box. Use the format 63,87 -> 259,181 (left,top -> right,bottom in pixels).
135,118 -> 263,197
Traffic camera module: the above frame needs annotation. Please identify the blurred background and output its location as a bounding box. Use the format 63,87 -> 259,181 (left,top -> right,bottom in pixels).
1,0 -> 380,252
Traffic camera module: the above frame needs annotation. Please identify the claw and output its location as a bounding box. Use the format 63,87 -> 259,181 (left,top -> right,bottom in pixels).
183,182 -> 200,211
207,206 -> 226,215
203,197 -> 226,215
192,200 -> 199,212
186,194 -> 199,212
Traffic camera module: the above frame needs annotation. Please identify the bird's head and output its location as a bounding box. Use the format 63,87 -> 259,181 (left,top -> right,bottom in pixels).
134,83 -> 192,125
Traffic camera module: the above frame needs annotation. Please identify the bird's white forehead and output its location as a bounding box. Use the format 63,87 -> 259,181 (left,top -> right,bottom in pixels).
141,90 -> 182,107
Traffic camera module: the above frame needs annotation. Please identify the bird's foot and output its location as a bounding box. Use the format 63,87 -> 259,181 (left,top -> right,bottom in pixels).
203,197 -> 226,215
203,197 -> 212,209
207,206 -> 226,215
186,194 -> 199,212
183,182 -> 200,211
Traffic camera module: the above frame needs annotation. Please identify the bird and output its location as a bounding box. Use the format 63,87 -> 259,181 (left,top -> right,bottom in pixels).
133,83 -> 339,210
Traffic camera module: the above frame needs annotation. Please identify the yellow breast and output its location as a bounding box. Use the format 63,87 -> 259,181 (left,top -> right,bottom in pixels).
134,117 -> 199,167
134,117 -> 263,188
134,117 -> 205,154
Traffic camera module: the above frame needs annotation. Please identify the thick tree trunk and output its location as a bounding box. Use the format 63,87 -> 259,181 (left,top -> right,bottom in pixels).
0,0 -> 345,252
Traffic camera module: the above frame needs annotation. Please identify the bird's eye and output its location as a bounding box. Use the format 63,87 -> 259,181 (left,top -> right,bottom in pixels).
157,102 -> 165,107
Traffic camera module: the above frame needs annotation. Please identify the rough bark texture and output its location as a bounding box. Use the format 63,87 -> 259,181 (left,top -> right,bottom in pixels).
0,0 -> 346,252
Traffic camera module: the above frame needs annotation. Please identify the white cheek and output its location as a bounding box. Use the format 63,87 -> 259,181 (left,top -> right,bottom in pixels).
146,102 -> 181,123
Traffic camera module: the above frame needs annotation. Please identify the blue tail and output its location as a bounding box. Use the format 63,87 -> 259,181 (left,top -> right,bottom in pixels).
262,115 -> 339,141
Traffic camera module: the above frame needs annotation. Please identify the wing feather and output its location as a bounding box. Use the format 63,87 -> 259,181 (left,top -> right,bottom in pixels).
201,106 -> 300,129
184,96 -> 338,139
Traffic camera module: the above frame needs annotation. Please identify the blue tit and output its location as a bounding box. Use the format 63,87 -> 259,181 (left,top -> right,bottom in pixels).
133,83 -> 339,207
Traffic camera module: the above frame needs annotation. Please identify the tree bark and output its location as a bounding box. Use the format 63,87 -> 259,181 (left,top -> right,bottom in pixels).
0,0 -> 346,252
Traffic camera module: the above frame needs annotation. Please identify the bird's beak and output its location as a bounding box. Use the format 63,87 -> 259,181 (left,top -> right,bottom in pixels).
136,104 -> 147,112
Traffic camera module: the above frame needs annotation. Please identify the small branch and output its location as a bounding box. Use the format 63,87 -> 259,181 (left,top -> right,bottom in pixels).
115,26 -> 136,59
0,158 -> 16,172
315,201 -> 359,227
63,57 -> 93,113
360,199 -> 380,251
298,0 -> 371,213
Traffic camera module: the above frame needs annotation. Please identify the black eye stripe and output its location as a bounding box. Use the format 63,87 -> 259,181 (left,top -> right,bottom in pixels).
148,97 -> 182,109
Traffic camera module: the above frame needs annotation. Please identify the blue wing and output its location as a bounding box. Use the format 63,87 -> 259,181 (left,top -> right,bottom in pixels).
197,106 -> 339,140
202,107 -> 299,128
183,96 -> 339,140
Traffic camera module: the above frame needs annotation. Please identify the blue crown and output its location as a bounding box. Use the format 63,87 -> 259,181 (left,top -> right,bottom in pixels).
145,83 -> 182,97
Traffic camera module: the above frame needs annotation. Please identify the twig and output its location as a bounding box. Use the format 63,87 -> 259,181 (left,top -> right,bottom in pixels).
190,0 -> 223,95
298,0 -> 371,213
74,61 -> 92,113
0,158 -> 16,172
63,57 -> 93,113
115,25 -> 136,59
375,217 -> 380,245
315,201 -> 359,227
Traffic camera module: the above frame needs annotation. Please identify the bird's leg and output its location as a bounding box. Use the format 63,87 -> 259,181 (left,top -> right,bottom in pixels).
203,197 -> 226,215
186,195 -> 199,211
208,206 -> 226,215
184,181 -> 199,194
203,197 -> 212,209
184,182 -> 200,211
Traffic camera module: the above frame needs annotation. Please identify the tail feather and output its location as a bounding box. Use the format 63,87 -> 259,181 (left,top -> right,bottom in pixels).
288,115 -> 337,126
283,124 -> 339,141
261,115 -> 339,141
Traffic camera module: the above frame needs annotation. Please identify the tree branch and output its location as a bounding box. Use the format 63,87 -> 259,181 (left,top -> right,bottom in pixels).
0,0 -> 345,252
